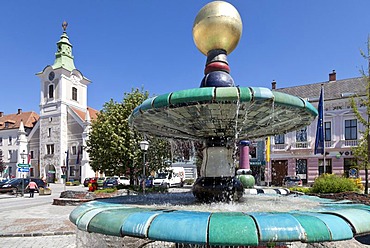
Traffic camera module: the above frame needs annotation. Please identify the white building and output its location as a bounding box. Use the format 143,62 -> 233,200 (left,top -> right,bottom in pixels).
0,23 -> 97,183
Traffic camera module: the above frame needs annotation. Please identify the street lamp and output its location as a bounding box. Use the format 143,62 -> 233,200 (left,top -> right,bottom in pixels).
139,140 -> 149,194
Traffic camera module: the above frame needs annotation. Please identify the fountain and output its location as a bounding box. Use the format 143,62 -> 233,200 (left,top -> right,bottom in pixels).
70,1 -> 370,247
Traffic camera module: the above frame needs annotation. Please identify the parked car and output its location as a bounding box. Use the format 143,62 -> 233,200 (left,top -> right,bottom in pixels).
0,178 -> 46,194
103,178 -> 119,188
97,177 -> 106,188
283,176 -> 302,187
119,176 -> 130,186
83,177 -> 91,187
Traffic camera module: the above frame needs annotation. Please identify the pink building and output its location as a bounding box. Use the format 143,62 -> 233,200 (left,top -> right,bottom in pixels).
270,71 -> 369,186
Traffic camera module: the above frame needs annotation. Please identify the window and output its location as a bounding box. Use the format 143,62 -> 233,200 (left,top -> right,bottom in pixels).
345,119 -> 357,140
296,127 -> 307,142
318,159 -> 332,175
71,146 -> 77,155
274,134 -> 285,144
8,150 -> 12,159
48,84 -> 54,98
324,122 -> 331,141
46,144 -> 54,155
72,87 -> 77,101
0,137 -> 2,146
48,128 -> 51,137
8,137 -> 12,145
30,150 -> 34,159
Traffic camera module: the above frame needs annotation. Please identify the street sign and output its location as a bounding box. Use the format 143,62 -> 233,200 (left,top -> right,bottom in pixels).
17,163 -> 31,168
18,167 -> 30,172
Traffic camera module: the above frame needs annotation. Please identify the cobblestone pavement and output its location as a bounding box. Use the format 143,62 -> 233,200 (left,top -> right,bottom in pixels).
0,183 -> 80,248
1,234 -> 76,248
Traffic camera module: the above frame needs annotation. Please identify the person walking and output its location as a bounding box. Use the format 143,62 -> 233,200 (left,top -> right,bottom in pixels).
26,179 -> 38,198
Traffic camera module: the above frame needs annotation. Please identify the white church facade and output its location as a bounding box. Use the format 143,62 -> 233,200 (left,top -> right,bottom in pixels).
0,22 -> 97,183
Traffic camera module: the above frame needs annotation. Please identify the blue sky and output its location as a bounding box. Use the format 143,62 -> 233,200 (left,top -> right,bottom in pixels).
1,0 -> 370,114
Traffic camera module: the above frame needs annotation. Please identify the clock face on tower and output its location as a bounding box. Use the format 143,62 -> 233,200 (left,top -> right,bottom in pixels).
49,71 -> 55,81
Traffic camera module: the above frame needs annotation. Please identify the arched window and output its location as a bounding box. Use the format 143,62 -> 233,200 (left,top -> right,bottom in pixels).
72,87 -> 77,101
48,84 -> 54,98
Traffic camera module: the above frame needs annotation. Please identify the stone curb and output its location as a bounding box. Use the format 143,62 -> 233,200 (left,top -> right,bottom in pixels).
0,231 -> 76,238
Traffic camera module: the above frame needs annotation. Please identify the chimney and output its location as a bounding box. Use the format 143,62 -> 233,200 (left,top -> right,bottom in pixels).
0,112 -> 3,117
271,80 -> 276,90
17,109 -> 22,114
329,70 -> 336,81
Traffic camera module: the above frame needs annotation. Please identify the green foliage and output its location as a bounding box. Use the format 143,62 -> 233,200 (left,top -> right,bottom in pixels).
87,88 -> 149,176
184,179 -> 195,185
288,186 -> 311,194
350,36 -> 370,194
94,188 -> 117,194
311,174 -> 360,194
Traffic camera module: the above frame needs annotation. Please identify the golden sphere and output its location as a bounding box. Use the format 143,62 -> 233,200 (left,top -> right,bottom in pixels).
193,1 -> 243,55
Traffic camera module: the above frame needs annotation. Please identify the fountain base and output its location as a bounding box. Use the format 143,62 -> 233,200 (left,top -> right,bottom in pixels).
192,176 -> 244,202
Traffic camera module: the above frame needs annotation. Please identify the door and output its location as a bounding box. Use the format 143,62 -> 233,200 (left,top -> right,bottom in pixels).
271,160 -> 288,186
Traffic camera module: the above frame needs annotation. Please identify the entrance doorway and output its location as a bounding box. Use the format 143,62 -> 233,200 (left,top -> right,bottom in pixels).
271,160 -> 288,186
47,164 -> 56,183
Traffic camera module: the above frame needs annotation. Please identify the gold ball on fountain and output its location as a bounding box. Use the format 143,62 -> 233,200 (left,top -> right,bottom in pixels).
193,1 -> 243,56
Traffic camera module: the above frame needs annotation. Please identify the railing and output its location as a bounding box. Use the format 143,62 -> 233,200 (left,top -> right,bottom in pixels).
325,141 -> 334,148
272,144 -> 287,150
342,140 -> 358,147
292,141 -> 310,149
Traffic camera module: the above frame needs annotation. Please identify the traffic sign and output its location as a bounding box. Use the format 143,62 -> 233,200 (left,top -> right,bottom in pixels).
17,163 -> 31,168
18,167 -> 30,172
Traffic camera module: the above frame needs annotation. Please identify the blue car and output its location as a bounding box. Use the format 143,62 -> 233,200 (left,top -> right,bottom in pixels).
103,178 -> 119,188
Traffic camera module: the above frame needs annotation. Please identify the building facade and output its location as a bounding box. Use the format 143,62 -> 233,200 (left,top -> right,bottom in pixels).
0,23 -> 97,183
270,71 -> 370,186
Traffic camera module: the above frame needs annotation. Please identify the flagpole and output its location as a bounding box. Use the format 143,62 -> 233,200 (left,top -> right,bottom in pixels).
322,84 -> 326,173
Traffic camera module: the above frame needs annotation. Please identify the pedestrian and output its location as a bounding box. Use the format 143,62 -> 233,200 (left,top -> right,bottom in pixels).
26,179 -> 38,198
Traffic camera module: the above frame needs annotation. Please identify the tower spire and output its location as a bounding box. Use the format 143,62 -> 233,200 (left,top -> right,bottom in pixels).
52,21 -> 76,71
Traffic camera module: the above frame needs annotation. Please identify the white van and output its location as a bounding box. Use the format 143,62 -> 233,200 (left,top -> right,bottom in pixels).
153,167 -> 185,188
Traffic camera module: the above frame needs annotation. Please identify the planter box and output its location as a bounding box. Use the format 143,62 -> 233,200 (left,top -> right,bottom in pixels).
39,187 -> 52,195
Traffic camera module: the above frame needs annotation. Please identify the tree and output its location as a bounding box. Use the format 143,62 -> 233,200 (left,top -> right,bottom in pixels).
87,88 -> 149,181
350,36 -> 370,195
86,88 -> 172,183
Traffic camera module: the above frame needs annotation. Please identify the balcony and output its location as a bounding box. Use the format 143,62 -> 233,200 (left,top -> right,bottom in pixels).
342,139 -> 358,147
292,141 -> 311,149
325,141 -> 335,148
272,143 -> 288,151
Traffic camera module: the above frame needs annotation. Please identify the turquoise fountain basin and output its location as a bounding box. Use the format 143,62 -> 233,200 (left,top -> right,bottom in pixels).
70,194 -> 370,246
129,87 -> 317,140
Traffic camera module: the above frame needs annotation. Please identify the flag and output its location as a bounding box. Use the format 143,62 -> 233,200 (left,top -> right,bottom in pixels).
76,147 -> 80,165
314,86 -> 325,155
27,153 -> 31,164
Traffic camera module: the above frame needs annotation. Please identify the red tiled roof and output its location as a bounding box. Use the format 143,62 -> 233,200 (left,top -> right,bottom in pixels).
0,111 -> 39,130
71,107 -> 99,121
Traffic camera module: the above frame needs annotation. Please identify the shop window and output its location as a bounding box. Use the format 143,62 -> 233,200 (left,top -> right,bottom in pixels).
318,159 -> 332,175
343,158 -> 356,177
296,159 -> 307,184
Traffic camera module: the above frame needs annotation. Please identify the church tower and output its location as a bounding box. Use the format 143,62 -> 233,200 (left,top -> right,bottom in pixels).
36,22 -> 94,183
